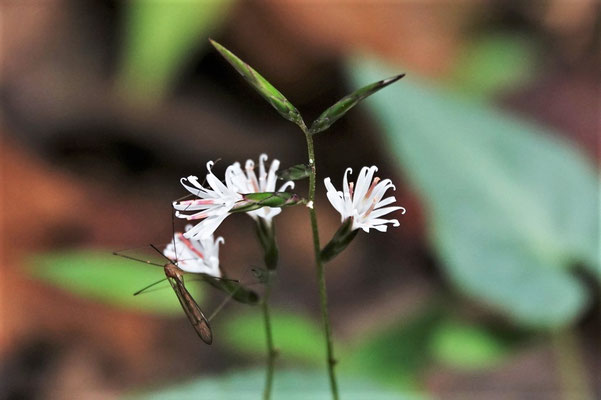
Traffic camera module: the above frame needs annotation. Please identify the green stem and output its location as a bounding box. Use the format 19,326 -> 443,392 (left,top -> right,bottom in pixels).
552,329 -> 592,400
262,272 -> 276,400
304,128 -> 339,400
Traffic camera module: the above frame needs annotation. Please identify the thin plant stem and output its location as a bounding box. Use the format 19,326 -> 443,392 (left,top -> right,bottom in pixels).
552,329 -> 593,400
303,126 -> 339,400
261,272 -> 276,400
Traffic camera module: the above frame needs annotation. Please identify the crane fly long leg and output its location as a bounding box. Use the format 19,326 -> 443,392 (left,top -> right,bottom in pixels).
167,275 -> 213,345
133,277 -> 169,296
208,283 -> 243,322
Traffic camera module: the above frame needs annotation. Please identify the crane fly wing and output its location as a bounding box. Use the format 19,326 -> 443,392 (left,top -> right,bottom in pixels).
167,276 -> 213,344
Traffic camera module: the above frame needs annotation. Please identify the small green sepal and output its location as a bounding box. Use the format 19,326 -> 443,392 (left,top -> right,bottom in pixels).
231,192 -> 304,213
276,164 -> 311,181
320,218 -> 359,263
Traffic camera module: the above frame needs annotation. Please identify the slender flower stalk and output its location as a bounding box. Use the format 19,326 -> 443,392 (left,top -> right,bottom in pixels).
261,270 -> 276,400
207,40 -> 403,399
228,154 -> 291,399
254,218 -> 280,400
302,124 -> 339,400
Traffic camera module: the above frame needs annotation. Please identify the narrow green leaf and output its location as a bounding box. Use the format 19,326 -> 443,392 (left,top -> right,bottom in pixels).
277,164 -> 312,181
210,40 -> 305,128
231,192 -> 303,213
309,73 -> 405,134
26,250 -> 203,315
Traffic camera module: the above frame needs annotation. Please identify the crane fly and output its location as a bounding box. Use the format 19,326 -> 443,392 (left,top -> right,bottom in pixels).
115,242 -> 216,345
163,260 -> 213,344
114,209 -> 258,345
114,238 -> 254,345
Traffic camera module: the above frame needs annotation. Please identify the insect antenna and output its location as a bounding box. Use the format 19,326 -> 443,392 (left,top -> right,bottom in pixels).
149,243 -> 173,264
171,208 -> 180,268
112,251 -> 164,267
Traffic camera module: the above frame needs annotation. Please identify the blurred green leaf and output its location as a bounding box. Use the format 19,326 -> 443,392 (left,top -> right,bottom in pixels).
222,311 -> 324,364
210,40 -> 305,128
450,33 -> 536,99
117,0 -> 233,102
342,307 -> 442,389
429,320 -> 509,370
350,59 -> 599,328
309,74 -> 404,134
132,368 -> 422,399
27,250 -> 203,315
277,164 -> 311,181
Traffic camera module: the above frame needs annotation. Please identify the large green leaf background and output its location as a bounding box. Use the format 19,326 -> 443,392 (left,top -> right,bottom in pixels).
28,250 -> 203,315
132,369 -> 422,400
350,59 -> 599,328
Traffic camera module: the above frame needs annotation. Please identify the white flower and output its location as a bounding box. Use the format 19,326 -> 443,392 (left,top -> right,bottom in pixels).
226,154 -> 294,224
163,225 -> 224,277
174,156 -> 294,240
324,166 -> 405,233
173,160 -> 242,240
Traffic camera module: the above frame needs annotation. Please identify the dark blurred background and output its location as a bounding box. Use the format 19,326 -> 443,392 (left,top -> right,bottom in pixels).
1,1 -> 600,398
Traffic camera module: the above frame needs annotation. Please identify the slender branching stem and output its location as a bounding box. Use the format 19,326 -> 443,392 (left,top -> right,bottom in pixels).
303,126 -> 339,400
552,329 -> 593,400
261,271 -> 276,400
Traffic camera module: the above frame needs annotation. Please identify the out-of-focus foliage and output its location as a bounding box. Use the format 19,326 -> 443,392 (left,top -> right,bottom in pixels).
351,59 -> 599,328
117,0 -> 233,101
341,307 -> 441,389
449,33 -> 536,99
429,320 -> 509,370
28,250 -> 203,315
222,310 -> 325,364
132,369 -> 422,399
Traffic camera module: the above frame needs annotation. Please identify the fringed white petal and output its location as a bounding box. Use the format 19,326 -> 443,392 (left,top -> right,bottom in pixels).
324,166 -> 405,233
